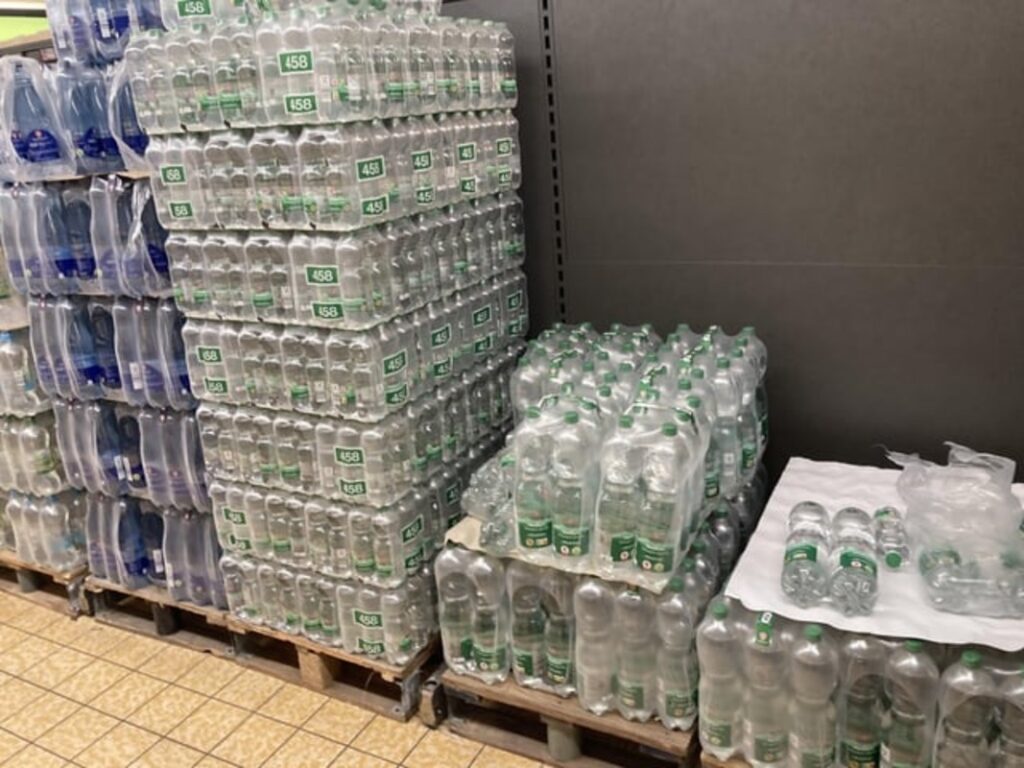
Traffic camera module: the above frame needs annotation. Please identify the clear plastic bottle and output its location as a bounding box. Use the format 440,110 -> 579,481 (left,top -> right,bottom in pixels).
595,414 -> 642,573
550,410 -> 598,560
934,650 -> 997,768
782,500 -> 831,608
614,586 -> 656,722
656,580 -> 699,730
874,506 -> 910,571
789,624 -> 837,768
742,611 -> 788,767
838,635 -> 886,768
513,406 -> 552,553
829,506 -> 879,616
882,639 -> 940,768
997,667 -> 1024,768
573,577 -> 616,715
698,600 -> 745,761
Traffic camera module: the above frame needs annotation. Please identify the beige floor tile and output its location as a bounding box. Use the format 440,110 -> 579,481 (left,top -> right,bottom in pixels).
6,604 -> 63,634
1,691 -> 79,740
53,659 -> 130,704
470,746 -> 543,768
76,723 -> 159,768
21,647 -> 92,689
329,749 -> 396,768
126,685 -> 207,735
0,677 -> 46,712
136,645 -> 204,683
1,744 -> 68,768
349,716 -> 426,764
67,624 -> 132,656
302,699 -> 374,745
35,707 -> 118,759
258,682 -> 328,726
0,728 -> 28,763
90,671 -> 168,719
264,730 -> 342,768
102,634 -> 165,669
214,668 -> 283,710
0,624 -> 29,652
404,729 -> 482,768
167,698 -> 249,752
0,593 -> 24,622
210,713 -> 295,768
194,758 -> 235,768
39,615 -> 96,647
174,655 -> 241,696
128,738 -> 204,768
0,636 -> 60,674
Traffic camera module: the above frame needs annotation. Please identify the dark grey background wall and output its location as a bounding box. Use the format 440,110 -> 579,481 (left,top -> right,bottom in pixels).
451,0 -> 1024,479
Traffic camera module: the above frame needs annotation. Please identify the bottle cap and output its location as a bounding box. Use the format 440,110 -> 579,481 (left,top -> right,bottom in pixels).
741,325 -> 756,334
526,406 -> 541,420
618,362 -> 633,374
677,378 -> 692,391
731,347 -> 744,359
603,372 -> 618,384
682,557 -> 695,572
564,411 -> 579,425
666,333 -> 680,344
734,336 -> 749,348
691,368 -> 705,379
804,624 -> 822,642
686,395 -> 702,410
597,385 -> 611,397
582,360 -> 595,372
716,357 -> 730,369
618,415 -> 633,429
675,410 -> 693,423
961,650 -> 982,669
677,324 -> 691,333
622,341 -> 635,353
904,639 -> 924,653
667,576 -> 684,592
885,551 -> 903,569
661,423 -> 678,437
711,600 -> 728,619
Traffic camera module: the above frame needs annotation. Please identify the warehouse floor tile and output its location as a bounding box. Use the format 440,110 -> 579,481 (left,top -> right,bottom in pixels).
0,592 -> 554,768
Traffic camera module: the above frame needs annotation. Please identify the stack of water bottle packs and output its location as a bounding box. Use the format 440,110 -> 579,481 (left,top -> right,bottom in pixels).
697,599 -> 1024,768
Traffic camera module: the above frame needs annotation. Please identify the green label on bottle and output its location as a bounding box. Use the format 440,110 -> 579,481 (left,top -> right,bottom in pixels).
358,637 -> 385,655
664,690 -> 696,719
546,655 -> 572,685
553,524 -> 590,557
311,301 -> 343,321
356,155 -> 386,182
223,508 -> 245,525
459,176 -> 478,196
609,532 -> 636,562
742,442 -> 757,470
340,480 -> 367,497
204,377 -> 228,395
403,546 -> 423,571
168,201 -> 194,220
382,350 -> 407,376
353,609 -> 382,628
472,306 -> 492,326
176,0 -> 211,17
272,538 -> 290,554
279,464 -> 300,481
196,346 -> 222,364
507,290 -> 524,310
334,447 -> 364,466
472,645 -> 507,672
840,550 -> 878,577
278,50 -> 313,75
305,265 -> 339,285
513,650 -> 536,677
219,93 -> 242,111
636,538 -> 674,573
385,383 -> 408,406
518,519 -> 552,549
840,740 -> 880,768
283,93 -> 317,115
431,324 -> 452,348
754,611 -> 776,646
617,681 -> 644,709
792,742 -> 834,768
401,515 -> 423,543
473,334 -> 494,354
701,720 -> 733,748
432,357 -> 452,379
160,164 -> 187,185
754,733 -> 787,762
497,166 -> 513,187
496,137 -> 513,157
360,194 -> 389,218
704,471 -> 720,499
251,292 -> 273,308
444,481 -> 462,507
415,185 -> 435,206
457,142 -> 477,163
785,543 -> 818,563
411,149 -> 433,172
458,636 -> 473,659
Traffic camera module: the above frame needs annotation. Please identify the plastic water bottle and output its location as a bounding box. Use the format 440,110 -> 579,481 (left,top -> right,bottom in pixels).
615,586 -> 656,722
874,506 -> 910,570
838,635 -> 886,768
573,577 -> 616,715
699,600 -> 745,761
789,624 -> 838,768
510,582 -> 546,687
6,59 -> 75,178
656,581 -> 699,730
934,650 -> 996,768
513,406 -> 552,551
550,410 -> 598,559
829,506 -> 879,615
881,639 -> 940,768
782,500 -> 831,607
742,611 -> 788,767
596,414 -> 641,571
997,667 -> 1024,768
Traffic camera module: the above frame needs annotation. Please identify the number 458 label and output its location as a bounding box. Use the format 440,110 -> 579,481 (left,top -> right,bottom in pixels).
278,50 -> 313,75
284,93 -> 318,115
160,165 -> 186,185
177,0 -> 210,18
168,201 -> 194,220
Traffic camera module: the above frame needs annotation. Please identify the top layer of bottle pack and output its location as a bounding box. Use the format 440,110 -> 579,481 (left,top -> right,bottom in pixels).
48,0 -> 516,132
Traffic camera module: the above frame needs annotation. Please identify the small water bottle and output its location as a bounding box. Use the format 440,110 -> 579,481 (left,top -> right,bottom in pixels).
828,506 -> 878,616
873,506 -> 910,570
781,501 -> 831,608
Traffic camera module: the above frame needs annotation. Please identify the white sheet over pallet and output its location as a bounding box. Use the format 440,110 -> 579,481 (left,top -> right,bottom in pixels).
725,457 -> 1024,651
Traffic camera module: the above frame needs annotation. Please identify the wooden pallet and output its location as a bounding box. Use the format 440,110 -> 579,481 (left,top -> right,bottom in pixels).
699,753 -> 750,768
439,671 -> 698,768
0,549 -> 87,616
83,576 -> 438,721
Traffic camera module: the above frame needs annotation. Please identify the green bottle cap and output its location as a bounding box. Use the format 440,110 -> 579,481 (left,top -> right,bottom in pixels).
661,423 -> 678,437
885,551 -> 903,569
598,385 -> 612,397
804,624 -> 823,642
682,557 -> 695,572
618,415 -> 633,429
677,378 -> 692,391
904,639 -> 924,653
603,372 -> 618,384
961,650 -> 982,669
716,357 -> 730,369
564,411 -> 579,425
711,600 -> 728,619
526,406 -> 541,420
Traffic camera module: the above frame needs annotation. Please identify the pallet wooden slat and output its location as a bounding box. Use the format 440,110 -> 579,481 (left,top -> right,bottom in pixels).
0,550 -> 87,586
699,754 -> 750,768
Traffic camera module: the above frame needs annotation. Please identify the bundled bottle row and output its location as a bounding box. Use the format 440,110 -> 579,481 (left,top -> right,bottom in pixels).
48,0 -> 442,66
220,551 -> 437,665
147,112 -> 521,231
0,248 -> 27,330
85,496 -> 228,607
436,546 -> 720,731
53,399 -> 208,509
197,345 -> 519,506
127,16 -> 515,135
782,501 -> 911,616
0,57 -> 146,181
0,177 -> 170,298
27,295 -> 192,409
495,322 -> 767,586
697,600 -> 1024,768
166,192 -> 525,330
2,490 -> 85,570
209,473 -> 467,589
0,328 -> 49,416
0,412 -> 66,496
182,272 -> 526,420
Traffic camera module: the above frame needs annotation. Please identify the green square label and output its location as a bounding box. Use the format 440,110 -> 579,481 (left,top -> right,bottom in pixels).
283,93 -> 317,115
334,447 -> 365,466
457,142 -> 477,163
204,378 -> 228,395
278,50 -> 313,75
506,290 -> 523,310
414,185 -> 435,206
432,357 -> 452,379
385,383 -> 408,406
411,149 -> 433,172
353,609 -> 382,628
356,155 -> 386,182
311,301 -> 343,321
497,166 -> 513,186
459,176 -> 477,196
340,480 -> 367,497
305,265 -> 339,285
444,481 -> 461,506
401,515 -> 423,543
496,137 -> 513,157
361,195 -> 389,218
168,201 -> 194,220
159,164 -> 187,185
196,346 -> 222,364
176,0 -> 211,17
382,350 -> 407,376
472,306 -> 492,327
430,324 -> 452,349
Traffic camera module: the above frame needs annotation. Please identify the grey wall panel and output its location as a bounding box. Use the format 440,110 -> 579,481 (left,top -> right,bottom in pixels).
546,0 -> 1024,474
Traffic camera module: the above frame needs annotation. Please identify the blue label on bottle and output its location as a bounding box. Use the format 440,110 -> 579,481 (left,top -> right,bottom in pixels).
53,247 -> 77,278
147,243 -> 169,275
76,126 -> 104,159
13,128 -> 62,164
